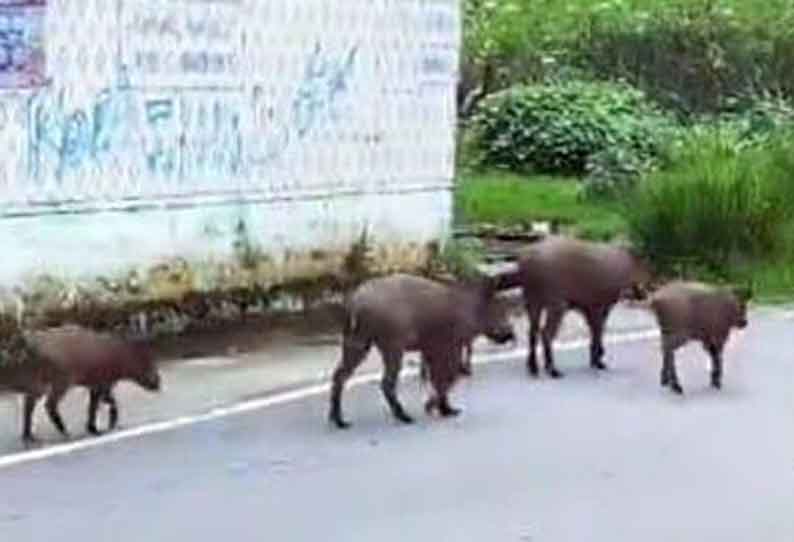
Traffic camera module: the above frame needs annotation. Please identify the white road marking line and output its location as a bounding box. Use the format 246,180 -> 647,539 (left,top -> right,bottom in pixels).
0,329 -> 659,470
180,357 -> 239,368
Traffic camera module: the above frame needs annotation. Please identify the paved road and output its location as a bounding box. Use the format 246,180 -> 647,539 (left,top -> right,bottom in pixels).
0,311 -> 792,541
0,303 -> 659,455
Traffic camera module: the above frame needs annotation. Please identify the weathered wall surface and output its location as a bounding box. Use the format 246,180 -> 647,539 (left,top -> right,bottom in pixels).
0,0 -> 459,286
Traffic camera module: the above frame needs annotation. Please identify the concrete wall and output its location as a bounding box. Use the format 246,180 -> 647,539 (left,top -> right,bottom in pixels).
0,0 -> 459,286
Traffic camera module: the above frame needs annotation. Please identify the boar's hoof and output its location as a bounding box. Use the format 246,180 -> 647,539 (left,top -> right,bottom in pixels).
394,411 -> 415,425
670,383 -> 684,395
21,433 -> 39,446
86,424 -> 102,436
526,362 -> 540,378
424,397 -> 438,415
329,413 -> 351,430
591,360 -> 608,371
711,379 -> 722,390
546,367 -> 564,379
460,365 -> 472,377
438,404 -> 461,418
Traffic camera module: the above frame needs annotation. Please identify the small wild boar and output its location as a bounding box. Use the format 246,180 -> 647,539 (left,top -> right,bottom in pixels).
328,273 -> 516,429
645,281 -> 751,394
21,324 -> 162,442
496,235 -> 653,378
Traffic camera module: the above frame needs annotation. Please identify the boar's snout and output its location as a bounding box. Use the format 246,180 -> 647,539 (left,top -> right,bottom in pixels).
480,295 -> 516,345
736,316 -> 748,329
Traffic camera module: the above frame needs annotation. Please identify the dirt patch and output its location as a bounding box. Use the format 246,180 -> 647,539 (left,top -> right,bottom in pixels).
148,303 -> 345,364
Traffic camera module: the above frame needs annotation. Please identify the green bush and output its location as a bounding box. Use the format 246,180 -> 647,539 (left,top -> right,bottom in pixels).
624,128 -> 794,276
717,93 -> 794,145
577,2 -> 794,117
458,0 -> 594,115
470,81 -> 672,175
458,1 -> 794,123
581,145 -> 660,200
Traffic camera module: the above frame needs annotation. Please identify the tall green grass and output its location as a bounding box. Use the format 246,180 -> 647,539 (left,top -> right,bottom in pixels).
623,127 -> 794,276
455,170 -> 627,240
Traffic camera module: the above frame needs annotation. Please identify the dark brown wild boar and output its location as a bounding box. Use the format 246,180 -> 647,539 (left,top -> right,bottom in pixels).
495,235 -> 653,378
645,281 -> 751,394
22,324 -> 162,441
328,273 -> 516,429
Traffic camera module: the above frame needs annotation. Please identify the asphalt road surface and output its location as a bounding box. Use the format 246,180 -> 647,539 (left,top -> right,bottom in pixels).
0,312 -> 792,542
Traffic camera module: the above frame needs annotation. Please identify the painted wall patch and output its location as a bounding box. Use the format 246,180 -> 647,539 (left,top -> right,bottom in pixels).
0,0 -> 46,89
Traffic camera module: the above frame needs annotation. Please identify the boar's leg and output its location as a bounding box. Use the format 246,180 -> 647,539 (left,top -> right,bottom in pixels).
426,344 -> 471,381
541,303 -> 566,379
86,386 -> 117,435
86,388 -> 102,435
104,389 -> 119,431
423,348 -> 461,418
328,338 -> 371,429
22,393 -> 42,444
44,380 -> 71,438
583,304 -> 612,371
419,355 -> 430,382
435,375 -> 461,418
525,304 -> 543,377
661,334 -> 685,394
429,393 -> 461,418
704,340 -> 724,390
460,342 -> 473,377
379,348 -> 414,425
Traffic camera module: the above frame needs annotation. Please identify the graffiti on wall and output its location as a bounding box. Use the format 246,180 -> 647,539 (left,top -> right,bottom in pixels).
26,42 -> 359,192
249,42 -> 358,167
0,0 -> 459,206
27,70 -> 243,186
0,0 -> 46,89
119,0 -> 243,89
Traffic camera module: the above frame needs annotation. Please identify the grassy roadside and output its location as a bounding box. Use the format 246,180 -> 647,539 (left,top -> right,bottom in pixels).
454,169 -> 794,303
454,169 -> 627,241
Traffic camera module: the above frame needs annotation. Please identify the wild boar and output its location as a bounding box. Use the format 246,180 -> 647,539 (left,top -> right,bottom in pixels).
328,272 -> 516,429
21,324 -> 162,441
495,235 -> 653,378
645,280 -> 751,394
